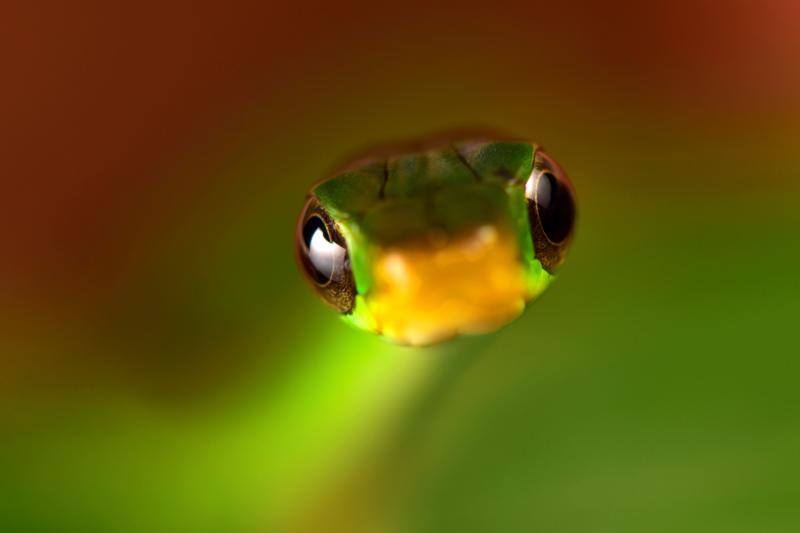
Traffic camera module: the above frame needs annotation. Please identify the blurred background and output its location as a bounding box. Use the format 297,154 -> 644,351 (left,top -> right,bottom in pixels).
2,1 -> 799,531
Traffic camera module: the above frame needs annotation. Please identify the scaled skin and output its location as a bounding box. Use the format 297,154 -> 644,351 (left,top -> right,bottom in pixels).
367,224 -> 529,346
311,138 -> 553,346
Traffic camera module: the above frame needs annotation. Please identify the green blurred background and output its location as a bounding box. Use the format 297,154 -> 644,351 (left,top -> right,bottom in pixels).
2,1 -> 799,531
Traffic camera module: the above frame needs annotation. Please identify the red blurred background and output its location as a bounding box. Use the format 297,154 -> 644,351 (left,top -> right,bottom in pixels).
4,1 -> 799,297
3,0 -> 800,393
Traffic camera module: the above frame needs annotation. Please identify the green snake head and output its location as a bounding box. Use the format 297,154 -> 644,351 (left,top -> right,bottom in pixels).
295,133 -> 576,346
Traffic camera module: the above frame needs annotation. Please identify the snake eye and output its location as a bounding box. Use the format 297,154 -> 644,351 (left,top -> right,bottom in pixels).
525,149 -> 576,273
295,198 -> 356,313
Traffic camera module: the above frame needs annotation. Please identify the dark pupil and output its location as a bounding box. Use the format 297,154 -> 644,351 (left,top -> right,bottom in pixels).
302,215 -> 346,284
536,172 -> 575,244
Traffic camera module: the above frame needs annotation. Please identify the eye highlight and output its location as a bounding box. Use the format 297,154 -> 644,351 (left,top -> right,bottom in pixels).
301,215 -> 346,285
295,198 -> 356,313
525,150 -> 576,273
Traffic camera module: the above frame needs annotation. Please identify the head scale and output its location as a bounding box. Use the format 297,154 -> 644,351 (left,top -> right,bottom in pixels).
296,132 -> 576,345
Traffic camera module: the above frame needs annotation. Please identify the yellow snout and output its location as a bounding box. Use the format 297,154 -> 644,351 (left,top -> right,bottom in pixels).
366,224 -> 529,346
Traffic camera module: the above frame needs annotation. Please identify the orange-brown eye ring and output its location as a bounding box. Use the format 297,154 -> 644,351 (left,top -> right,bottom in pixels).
295,197 -> 356,313
525,149 -> 576,273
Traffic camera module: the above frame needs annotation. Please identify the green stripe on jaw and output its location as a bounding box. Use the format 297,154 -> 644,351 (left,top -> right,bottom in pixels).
505,176 -> 554,299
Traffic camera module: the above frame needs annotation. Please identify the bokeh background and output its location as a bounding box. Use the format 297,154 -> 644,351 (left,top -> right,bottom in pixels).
2,1 -> 799,531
